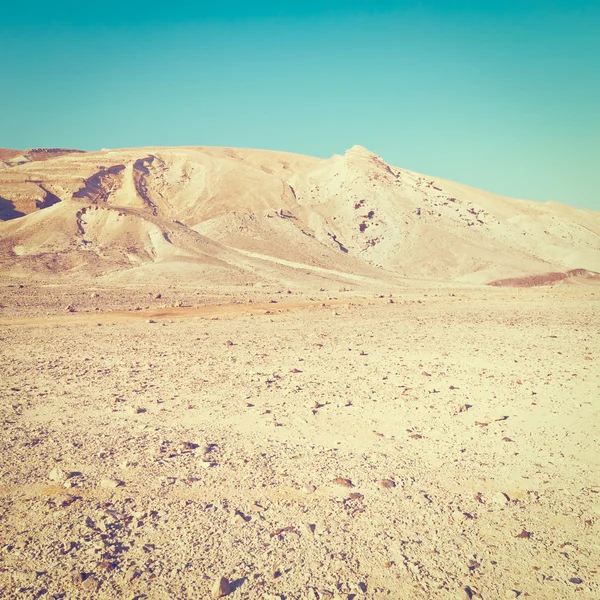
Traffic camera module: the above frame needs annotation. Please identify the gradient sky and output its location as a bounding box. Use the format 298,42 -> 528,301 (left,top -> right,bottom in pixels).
2,1 -> 599,210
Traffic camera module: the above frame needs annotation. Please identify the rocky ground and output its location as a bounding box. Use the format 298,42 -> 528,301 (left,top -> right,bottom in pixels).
0,283 -> 598,599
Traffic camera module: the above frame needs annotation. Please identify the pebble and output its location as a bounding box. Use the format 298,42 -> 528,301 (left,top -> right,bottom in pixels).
48,467 -> 69,483
494,492 -> 510,505
302,484 -> 317,494
380,479 -> 396,489
333,477 -> 354,488
100,478 -> 123,489
233,513 -> 246,525
81,576 -> 99,591
211,575 -> 231,598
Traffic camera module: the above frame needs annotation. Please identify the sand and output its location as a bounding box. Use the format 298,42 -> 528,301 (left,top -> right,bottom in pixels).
0,282 -> 599,599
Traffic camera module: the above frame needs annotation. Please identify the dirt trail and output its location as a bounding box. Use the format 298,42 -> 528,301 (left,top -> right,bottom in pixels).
0,297 -> 387,327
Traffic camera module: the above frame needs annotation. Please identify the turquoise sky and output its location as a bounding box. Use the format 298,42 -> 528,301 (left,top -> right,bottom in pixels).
2,1 -> 599,210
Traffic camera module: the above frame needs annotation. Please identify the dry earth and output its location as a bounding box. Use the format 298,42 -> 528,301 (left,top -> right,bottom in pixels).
1,145 -> 599,598
1,281 -> 599,600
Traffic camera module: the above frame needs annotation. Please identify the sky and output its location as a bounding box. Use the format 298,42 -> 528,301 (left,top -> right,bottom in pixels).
1,1 -> 599,210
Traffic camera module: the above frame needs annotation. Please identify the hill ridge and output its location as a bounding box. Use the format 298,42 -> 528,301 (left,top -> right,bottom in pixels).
1,145 -> 598,286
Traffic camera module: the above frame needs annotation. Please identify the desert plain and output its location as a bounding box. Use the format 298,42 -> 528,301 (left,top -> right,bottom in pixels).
0,146 -> 599,599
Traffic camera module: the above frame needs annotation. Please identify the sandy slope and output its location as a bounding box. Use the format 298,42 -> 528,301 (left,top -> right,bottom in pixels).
1,145 -> 598,285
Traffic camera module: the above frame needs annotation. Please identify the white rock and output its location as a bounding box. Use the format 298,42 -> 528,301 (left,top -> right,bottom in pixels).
100,478 -> 123,489
48,467 -> 68,483
494,492 -> 510,505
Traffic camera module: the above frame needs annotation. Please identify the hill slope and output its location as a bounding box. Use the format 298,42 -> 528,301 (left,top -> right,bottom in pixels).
1,145 -> 598,285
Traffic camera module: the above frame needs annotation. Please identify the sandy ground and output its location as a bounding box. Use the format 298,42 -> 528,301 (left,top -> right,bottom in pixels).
1,283 -> 599,599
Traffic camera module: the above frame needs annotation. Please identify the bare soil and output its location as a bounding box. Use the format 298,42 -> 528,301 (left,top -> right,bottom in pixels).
1,283 -> 598,599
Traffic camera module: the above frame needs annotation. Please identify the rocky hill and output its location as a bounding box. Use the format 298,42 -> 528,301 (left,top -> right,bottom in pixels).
1,145 -> 598,285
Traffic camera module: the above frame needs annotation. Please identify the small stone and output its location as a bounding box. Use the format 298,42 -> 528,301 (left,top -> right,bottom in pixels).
81,575 -> 99,591
302,484 -> 316,494
147,319 -> 156,324
100,478 -> 123,489
65,304 -> 75,312
380,479 -> 396,489
90,293 -> 100,298
515,529 -> 532,539
333,477 -> 354,488
49,467 -> 68,483
462,586 -> 476,599
233,513 -> 246,525
569,578 -> 583,584
494,492 -> 510,505
211,576 -> 231,598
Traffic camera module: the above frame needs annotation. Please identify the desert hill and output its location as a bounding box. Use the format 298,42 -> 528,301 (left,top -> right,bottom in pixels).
1,145 -> 598,285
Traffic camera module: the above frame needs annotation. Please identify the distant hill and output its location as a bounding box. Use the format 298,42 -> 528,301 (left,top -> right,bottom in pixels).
1,145 -> 598,286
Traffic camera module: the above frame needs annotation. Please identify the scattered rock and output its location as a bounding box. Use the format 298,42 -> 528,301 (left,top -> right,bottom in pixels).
302,484 -> 317,494
100,478 -> 123,489
65,304 -> 75,312
233,512 -> 248,525
333,477 -> 354,488
380,479 -> 396,489
211,575 -> 231,598
494,492 -> 510,505
569,578 -> 583,584
303,523 -> 316,535
515,529 -> 532,539
81,575 -> 99,591
147,319 -> 156,324
463,586 -> 476,599
48,467 -> 69,483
